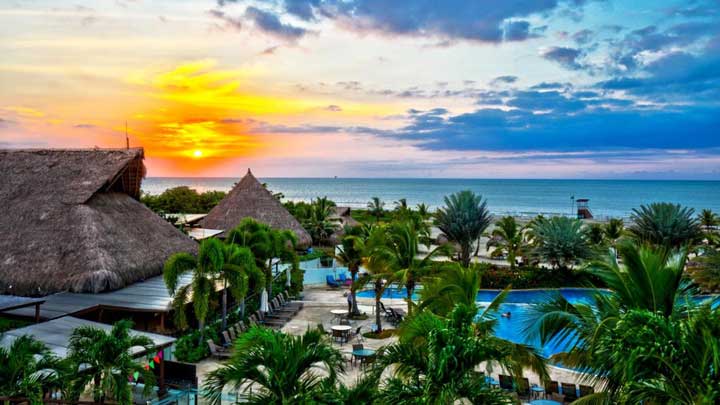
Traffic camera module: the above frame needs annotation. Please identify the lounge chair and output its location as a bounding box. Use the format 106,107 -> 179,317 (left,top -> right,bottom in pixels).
227,327 -> 237,341
280,292 -> 304,311
326,275 -> 341,288
255,311 -> 286,328
207,340 -> 231,359
578,385 -> 594,397
248,314 -> 259,326
271,298 -> 297,315
338,273 -> 352,286
498,374 -> 514,391
388,308 -> 404,324
222,331 -> 233,347
561,383 -> 578,402
379,301 -> 394,321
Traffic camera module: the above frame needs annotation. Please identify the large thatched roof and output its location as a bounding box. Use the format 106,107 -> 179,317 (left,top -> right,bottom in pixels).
199,170 -> 312,248
0,148 -> 198,296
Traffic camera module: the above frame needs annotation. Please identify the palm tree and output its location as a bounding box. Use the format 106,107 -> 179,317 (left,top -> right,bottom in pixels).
525,240 -> 711,403
303,196 -> 338,246
604,218 -> 624,246
226,218 -> 297,299
67,320 -> 156,404
629,202 -> 702,249
164,238 -> 260,334
203,326 -> 345,404
416,203 -> 430,220
366,220 -> 448,315
528,216 -> 593,270
370,300 -> 547,404
699,208 -> 718,232
367,196 -> 385,222
486,216 -> 526,269
0,335 -> 64,402
333,225 -> 367,316
435,190 -> 492,267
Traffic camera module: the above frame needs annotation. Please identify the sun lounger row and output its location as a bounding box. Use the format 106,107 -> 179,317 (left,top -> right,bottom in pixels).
326,273 -> 354,288
207,320 -> 250,359
248,291 -> 304,329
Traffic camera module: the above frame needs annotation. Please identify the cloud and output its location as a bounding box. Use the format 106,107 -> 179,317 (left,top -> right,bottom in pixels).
571,28 -> 593,44
244,6 -> 308,41
491,75 -> 518,85
217,0 -> 592,44
541,46 -> 583,69
208,9 -> 243,30
73,123 -> 96,129
324,104 -> 342,112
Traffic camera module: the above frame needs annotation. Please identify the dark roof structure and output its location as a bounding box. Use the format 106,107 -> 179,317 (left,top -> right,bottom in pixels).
0,148 -> 198,296
199,170 -> 312,248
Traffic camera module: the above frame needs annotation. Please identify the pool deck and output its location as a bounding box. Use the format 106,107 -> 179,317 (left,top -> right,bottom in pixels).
195,286 -> 603,404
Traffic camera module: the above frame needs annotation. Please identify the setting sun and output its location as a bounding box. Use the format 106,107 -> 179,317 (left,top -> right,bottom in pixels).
193,149 -> 203,158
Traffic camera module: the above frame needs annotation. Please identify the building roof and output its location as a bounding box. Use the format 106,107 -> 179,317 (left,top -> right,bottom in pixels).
0,148 -> 198,296
0,316 -> 174,359
199,170 -> 312,248
6,272 -> 193,321
0,295 -> 45,312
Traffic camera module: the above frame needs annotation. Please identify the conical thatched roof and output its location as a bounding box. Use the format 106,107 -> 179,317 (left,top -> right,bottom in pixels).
200,170 -> 312,248
0,148 -> 198,296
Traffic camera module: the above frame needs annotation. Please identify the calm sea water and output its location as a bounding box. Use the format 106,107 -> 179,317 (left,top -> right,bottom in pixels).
143,177 -> 720,219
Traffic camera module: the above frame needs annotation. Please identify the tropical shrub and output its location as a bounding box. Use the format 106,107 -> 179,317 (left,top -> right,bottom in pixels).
628,202 -> 702,249
435,190 -> 492,267
486,216 -> 526,269
528,216 -> 593,270
203,326 -> 345,404
0,335 -> 64,402
141,186 -> 226,214
526,240 -> 719,403
67,320 -> 156,404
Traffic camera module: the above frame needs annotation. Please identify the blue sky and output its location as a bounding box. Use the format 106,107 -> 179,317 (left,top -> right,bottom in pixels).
1,0 -> 719,178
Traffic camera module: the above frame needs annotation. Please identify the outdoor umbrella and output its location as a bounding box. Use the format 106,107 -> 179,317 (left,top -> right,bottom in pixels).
260,289 -> 269,313
286,266 -> 292,287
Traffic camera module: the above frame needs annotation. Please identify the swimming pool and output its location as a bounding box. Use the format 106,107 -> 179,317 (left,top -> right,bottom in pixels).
357,287 -> 717,362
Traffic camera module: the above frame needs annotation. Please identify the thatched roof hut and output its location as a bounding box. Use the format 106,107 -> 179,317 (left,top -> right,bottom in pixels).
0,148 -> 198,296
328,206 -> 361,245
199,170 -> 312,248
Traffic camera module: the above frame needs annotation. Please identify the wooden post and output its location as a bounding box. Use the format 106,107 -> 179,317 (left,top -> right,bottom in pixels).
158,354 -> 166,398
34,303 -> 40,323
160,313 -> 165,332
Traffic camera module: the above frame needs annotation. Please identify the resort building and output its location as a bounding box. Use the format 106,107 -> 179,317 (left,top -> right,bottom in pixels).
0,148 -> 199,331
199,169 -> 312,248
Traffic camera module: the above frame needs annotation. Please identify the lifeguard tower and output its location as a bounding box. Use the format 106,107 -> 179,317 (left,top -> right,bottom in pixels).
576,198 -> 593,219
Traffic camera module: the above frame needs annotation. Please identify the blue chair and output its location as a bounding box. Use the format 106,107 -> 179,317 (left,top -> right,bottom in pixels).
326,275 -> 340,288
338,273 -> 352,286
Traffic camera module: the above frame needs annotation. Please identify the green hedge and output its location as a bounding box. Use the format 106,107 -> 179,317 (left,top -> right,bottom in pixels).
474,263 -> 603,289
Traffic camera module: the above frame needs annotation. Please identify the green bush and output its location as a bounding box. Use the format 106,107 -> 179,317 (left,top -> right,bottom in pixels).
474,263 -> 601,289
141,186 -> 227,214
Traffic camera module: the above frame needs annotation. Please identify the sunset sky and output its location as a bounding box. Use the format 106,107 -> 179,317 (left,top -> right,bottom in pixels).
1,0 -> 719,178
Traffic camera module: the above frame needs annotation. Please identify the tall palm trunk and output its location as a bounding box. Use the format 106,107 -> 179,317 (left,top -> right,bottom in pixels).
349,264 -> 360,315
221,280 -> 228,330
199,319 -> 205,345
374,279 -> 383,332
461,245 -> 472,268
405,278 -> 415,315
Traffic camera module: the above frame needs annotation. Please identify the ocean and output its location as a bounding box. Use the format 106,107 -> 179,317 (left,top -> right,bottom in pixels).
142,177 -> 720,220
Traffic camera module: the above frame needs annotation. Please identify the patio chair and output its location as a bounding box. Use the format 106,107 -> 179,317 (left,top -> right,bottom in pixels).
353,326 -> 363,342
579,385 -> 594,397
264,305 -> 293,321
517,377 -> 530,397
283,290 -> 302,304
545,380 -> 559,396
498,374 -> 514,391
248,314 -> 258,326
351,343 -> 363,366
326,275 -> 341,288
561,383 -> 578,402
498,374 -> 515,391
378,301 -> 394,320
388,308 -> 404,324
207,340 -> 231,359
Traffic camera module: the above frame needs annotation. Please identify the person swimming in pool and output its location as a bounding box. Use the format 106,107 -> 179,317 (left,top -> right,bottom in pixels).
501,311 -> 511,318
